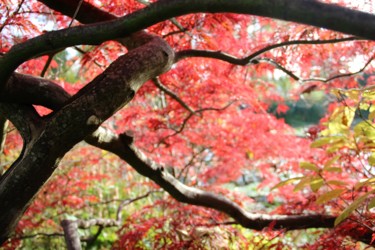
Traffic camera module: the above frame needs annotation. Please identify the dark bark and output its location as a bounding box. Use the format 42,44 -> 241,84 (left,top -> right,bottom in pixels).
0,74 -> 337,238
0,32 -> 174,243
1,0 -> 375,85
1,73 -> 70,110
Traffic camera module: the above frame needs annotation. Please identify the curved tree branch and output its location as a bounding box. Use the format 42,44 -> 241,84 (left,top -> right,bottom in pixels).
0,103 -> 42,144
175,51 -> 374,84
1,73 -> 70,110
175,36 -> 361,63
302,55 -> 374,83
1,74 -> 336,233
0,32 -> 174,243
152,77 -> 195,114
2,0 -> 375,85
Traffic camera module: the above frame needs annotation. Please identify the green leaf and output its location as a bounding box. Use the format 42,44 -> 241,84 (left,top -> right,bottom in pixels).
310,136 -> 346,148
271,177 -> 302,190
369,105 -> 375,120
355,177 -> 375,190
354,121 -> 375,140
324,167 -> 342,173
368,197 -> 375,210
369,153 -> 375,166
359,102 -> 370,110
342,106 -> 355,127
345,89 -> 360,101
362,89 -> 375,101
326,180 -> 348,187
294,176 -> 313,192
335,193 -> 370,226
316,189 -> 345,204
310,177 -> 324,192
300,162 -> 320,172
323,155 -> 340,169
310,137 -> 333,148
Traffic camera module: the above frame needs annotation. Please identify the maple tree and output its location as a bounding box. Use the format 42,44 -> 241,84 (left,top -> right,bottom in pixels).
1,0 -> 375,248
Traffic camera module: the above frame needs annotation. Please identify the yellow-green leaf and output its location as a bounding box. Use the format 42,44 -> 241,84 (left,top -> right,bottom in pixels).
368,197 -> 375,210
271,177 -> 302,190
310,136 -> 346,148
369,153 -> 375,166
353,121 -> 375,140
324,155 -> 340,169
360,102 -> 370,110
316,189 -> 346,204
310,177 -> 324,192
326,180 -> 348,187
362,89 -> 375,101
342,106 -> 355,127
369,105 -> 375,120
300,162 -> 320,172
335,193 -> 370,226
324,167 -> 342,173
294,177 -> 313,192
355,177 -> 375,190
310,137 -> 333,148
346,89 -> 360,101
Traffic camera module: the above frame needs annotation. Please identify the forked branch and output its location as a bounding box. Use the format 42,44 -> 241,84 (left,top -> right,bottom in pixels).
1,74 -> 337,232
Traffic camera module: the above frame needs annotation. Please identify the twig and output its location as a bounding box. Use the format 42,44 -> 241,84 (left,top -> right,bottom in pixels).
68,0 -> 84,27
161,101 -> 235,144
40,53 -> 56,77
60,190 -> 161,249
0,0 -> 25,33
152,77 -> 195,114
13,232 -> 64,240
136,0 -> 190,37
256,58 -> 300,81
40,0 -> 84,77
116,190 -> 162,221
177,147 -> 205,181
163,29 -> 189,38
301,56 -> 374,83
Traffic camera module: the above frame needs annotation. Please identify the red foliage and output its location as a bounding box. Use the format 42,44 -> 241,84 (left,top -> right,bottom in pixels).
2,0 -> 375,248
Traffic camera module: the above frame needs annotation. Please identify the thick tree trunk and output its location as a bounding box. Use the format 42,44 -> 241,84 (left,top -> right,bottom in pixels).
0,34 -> 174,244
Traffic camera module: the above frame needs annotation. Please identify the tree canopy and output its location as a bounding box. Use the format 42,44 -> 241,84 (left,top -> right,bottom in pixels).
1,0 -> 375,248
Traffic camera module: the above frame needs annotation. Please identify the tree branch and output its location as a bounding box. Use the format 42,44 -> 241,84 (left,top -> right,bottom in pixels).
61,220 -> 81,250
160,102 -> 235,144
175,36 -> 361,63
0,32 -> 174,243
61,190 -> 158,249
0,72 -> 354,244
0,118 -> 8,157
175,50 -> 374,84
1,73 -> 70,110
1,73 -> 336,232
2,0 -> 375,85
302,55 -> 374,83
152,77 -> 195,114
